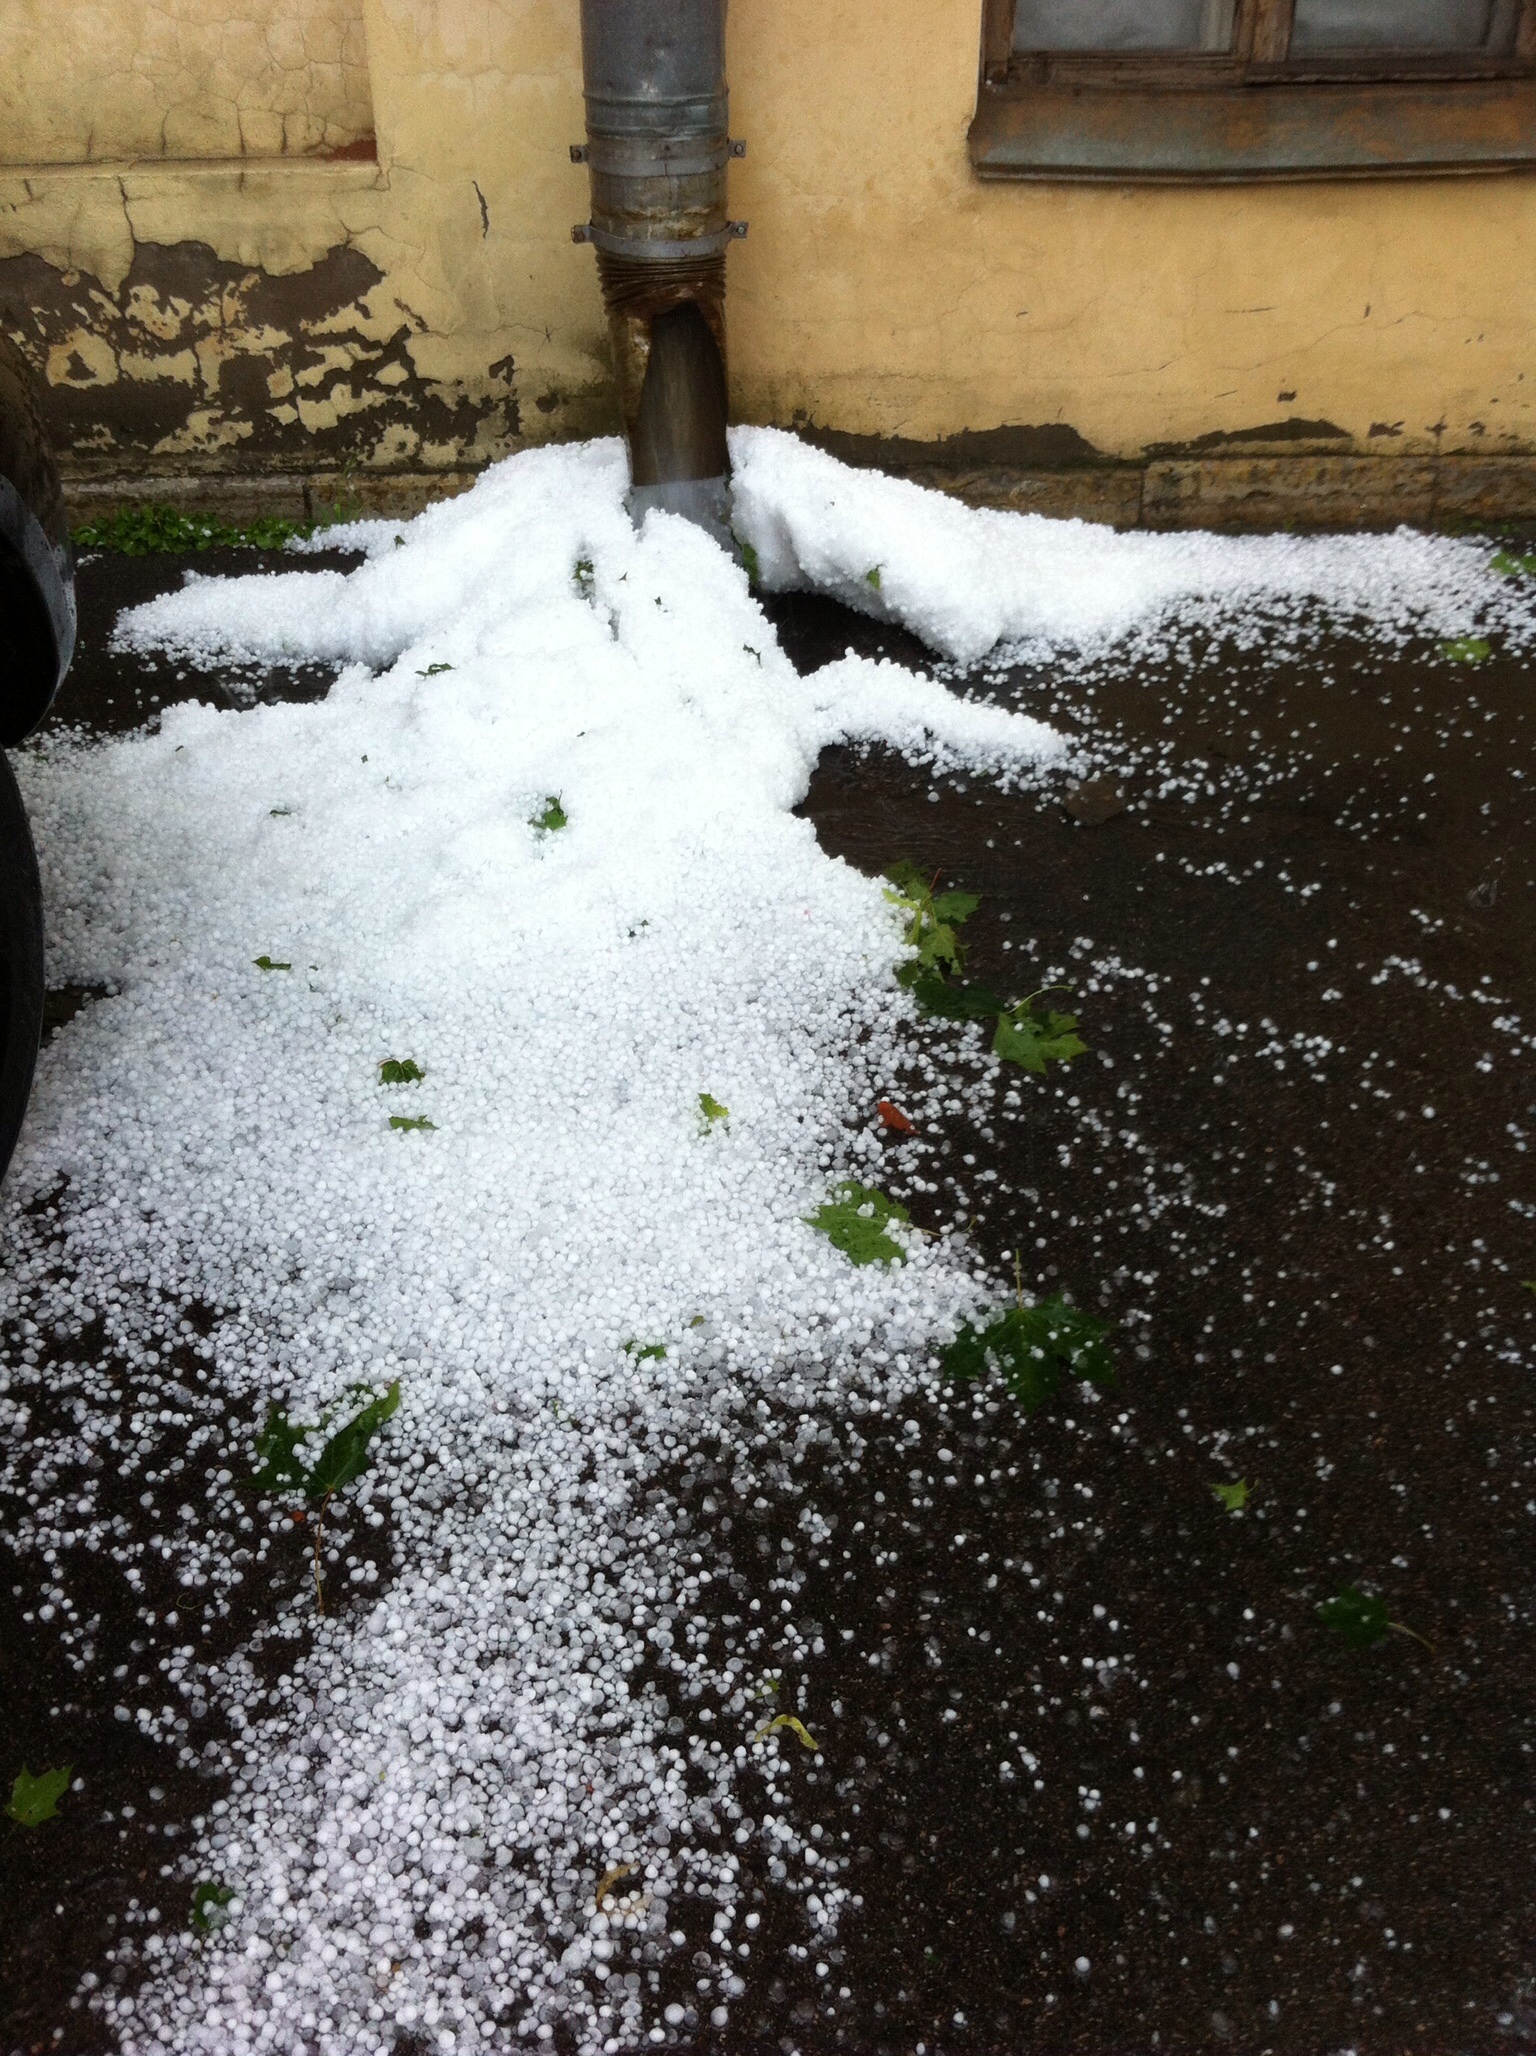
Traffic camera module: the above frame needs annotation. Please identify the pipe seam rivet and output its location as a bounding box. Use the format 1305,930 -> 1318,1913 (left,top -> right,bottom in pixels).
728,220 -> 748,238
729,138 -> 747,157
569,143 -> 589,163
571,223 -> 594,243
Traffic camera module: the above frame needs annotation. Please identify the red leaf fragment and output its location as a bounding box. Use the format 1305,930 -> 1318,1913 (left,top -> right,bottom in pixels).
877,1099 -> 915,1134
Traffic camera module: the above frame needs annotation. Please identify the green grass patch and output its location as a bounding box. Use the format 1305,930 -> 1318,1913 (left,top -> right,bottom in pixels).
71,504 -> 323,555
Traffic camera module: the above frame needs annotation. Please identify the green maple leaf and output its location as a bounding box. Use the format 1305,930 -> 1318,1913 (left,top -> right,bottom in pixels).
993,999 -> 1086,1074
883,863 -> 979,980
884,859 -> 930,898
908,968 -> 1005,1021
699,1093 -> 729,1126
191,1881 -> 235,1935
943,1295 -> 1114,1412
252,955 -> 291,972
248,1404 -> 310,1492
531,795 -> 568,832
931,890 -> 981,923
1211,1478 -> 1251,1512
7,1764 -> 71,1827
1441,636 -> 1491,664
805,1180 -> 909,1266
379,1058 -> 425,1085
389,1115 -> 436,1132
304,1382 -> 400,1498
1316,1585 -> 1390,1648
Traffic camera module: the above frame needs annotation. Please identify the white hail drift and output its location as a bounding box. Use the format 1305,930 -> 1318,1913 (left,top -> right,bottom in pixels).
3,430 -> 1525,2055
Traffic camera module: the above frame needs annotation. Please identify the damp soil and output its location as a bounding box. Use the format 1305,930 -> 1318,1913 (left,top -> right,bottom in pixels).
3,548 -> 1535,2056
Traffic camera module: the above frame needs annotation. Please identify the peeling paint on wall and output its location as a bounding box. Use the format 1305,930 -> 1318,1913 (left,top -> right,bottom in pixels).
0,241 -> 523,476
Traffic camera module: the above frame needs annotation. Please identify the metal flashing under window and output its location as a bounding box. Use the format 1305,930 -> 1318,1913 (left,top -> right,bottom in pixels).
970,76 -> 1536,180
976,0 -> 1536,179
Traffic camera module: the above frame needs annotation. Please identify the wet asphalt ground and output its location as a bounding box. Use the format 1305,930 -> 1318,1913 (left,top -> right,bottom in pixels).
2,543 -> 1534,2056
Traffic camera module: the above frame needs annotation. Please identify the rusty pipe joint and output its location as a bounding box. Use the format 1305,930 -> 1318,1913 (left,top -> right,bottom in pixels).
576,0 -> 739,543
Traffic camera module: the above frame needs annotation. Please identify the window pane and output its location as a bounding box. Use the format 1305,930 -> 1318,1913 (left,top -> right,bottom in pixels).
1290,0 -> 1514,50
1013,0 -> 1235,52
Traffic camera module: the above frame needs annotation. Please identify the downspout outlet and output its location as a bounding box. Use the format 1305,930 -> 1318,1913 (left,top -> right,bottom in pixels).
576,0 -> 741,547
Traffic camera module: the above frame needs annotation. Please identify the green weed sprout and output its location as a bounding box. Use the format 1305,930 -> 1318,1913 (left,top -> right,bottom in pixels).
247,1381 -> 401,1612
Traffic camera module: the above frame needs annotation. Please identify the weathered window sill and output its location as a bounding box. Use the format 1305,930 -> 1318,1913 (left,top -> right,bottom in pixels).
969,78 -> 1536,181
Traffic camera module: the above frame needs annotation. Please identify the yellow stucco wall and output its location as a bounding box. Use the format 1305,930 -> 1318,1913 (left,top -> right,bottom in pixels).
0,0 -> 1533,491
0,0 -> 374,163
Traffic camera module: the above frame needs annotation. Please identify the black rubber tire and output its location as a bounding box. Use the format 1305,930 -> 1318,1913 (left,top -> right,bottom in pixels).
0,746 -> 43,1187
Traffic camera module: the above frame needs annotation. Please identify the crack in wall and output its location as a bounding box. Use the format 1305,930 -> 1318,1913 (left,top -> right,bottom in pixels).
0,0 -> 374,166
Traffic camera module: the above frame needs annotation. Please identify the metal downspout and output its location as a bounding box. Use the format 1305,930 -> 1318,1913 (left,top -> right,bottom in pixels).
574,0 -> 743,545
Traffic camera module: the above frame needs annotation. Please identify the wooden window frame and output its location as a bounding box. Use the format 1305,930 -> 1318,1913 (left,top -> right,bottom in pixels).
972,0 -> 1536,179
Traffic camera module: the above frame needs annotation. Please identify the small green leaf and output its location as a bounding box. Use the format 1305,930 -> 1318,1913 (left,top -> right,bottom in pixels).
304,1381 -> 400,1499
882,863 -> 979,983
883,859 -> 931,898
1441,635 -> 1491,664
931,890 -> 981,923
699,1092 -> 730,1126
942,1296 -> 1114,1412
379,1057 -> 425,1085
248,1404 -> 311,1493
389,1115 -> 436,1132
417,661 -> 453,677
1522,1279 -> 1536,1296
7,1764 -> 71,1826
269,806 -> 294,817
753,1712 -> 819,1751
1491,550 -> 1536,577
1211,1478 -> 1250,1512
865,566 -> 882,590
908,969 -> 1005,1021
253,956 -> 291,972
191,1881 -> 235,1935
743,643 -> 762,664
1316,1585 -> 1390,1649
531,795 -> 568,833
993,1000 -> 1087,1075
739,540 -> 760,584
574,557 -> 595,598
624,1340 -> 667,1363
805,1180 -> 909,1267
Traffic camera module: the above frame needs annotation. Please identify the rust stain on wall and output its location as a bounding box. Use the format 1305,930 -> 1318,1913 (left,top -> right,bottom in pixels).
0,241 -> 521,477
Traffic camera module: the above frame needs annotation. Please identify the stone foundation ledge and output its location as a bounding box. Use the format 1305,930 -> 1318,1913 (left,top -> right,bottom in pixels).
60,452 -> 1536,536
